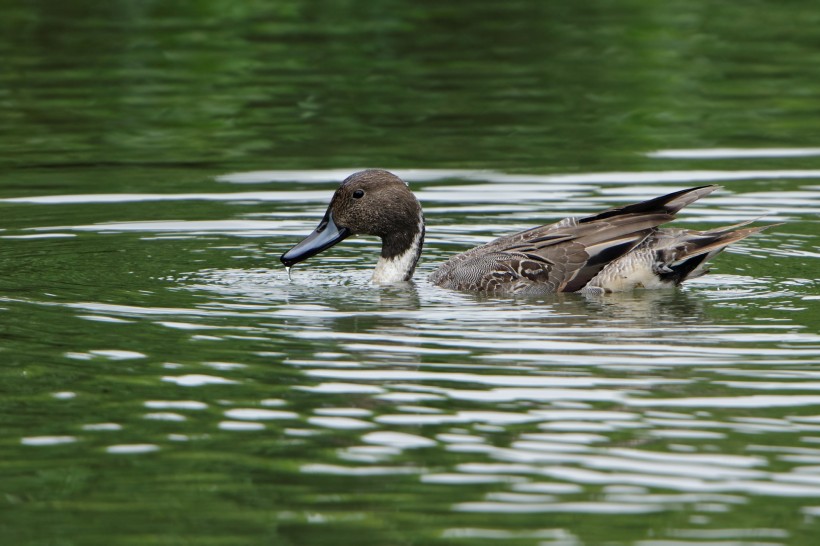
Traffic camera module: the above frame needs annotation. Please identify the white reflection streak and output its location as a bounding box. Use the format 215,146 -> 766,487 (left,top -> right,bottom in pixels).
215,167 -> 820,185
626,395 -> 820,408
648,147 -> 820,159
453,501 -> 662,514
304,369 -> 685,387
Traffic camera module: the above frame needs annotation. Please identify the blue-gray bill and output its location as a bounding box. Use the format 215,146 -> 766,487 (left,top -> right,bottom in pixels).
280,209 -> 351,270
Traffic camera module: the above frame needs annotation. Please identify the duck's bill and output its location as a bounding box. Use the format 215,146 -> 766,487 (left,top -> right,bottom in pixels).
280,210 -> 351,267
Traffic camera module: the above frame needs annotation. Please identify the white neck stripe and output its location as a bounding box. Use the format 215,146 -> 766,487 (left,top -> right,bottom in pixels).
371,214 -> 424,283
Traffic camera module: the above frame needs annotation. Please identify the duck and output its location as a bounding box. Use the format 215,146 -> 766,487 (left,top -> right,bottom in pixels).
280,169 -> 776,294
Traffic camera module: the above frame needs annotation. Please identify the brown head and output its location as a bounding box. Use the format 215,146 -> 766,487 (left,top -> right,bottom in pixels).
281,170 -> 424,272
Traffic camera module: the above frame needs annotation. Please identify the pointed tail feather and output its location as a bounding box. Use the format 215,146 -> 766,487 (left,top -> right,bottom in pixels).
673,224 -> 780,263
660,223 -> 780,284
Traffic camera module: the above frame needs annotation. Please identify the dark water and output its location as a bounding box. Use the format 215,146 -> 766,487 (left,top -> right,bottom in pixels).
2,2 -> 820,545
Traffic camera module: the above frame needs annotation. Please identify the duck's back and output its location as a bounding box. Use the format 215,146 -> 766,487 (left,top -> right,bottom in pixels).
429,214 -> 669,294
428,185 -> 731,294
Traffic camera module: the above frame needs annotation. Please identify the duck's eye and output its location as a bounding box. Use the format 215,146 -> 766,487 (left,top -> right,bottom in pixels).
352,189 -> 365,199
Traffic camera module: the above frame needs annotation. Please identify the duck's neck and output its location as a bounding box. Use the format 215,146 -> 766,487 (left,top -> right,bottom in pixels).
372,213 -> 425,283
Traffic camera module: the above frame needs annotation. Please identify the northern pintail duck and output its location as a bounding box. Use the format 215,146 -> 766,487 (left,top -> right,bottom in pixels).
281,169 -> 775,294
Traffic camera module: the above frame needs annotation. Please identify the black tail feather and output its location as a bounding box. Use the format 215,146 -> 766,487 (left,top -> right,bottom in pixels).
580,185 -> 718,224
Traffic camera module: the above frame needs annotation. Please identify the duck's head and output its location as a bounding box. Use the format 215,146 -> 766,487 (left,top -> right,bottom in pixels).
281,169 -> 425,282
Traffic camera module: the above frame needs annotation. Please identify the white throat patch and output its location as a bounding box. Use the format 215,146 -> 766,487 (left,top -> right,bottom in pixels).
371,214 -> 424,284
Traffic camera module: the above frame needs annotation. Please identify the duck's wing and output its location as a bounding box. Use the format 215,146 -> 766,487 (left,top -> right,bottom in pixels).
430,212 -> 672,292
429,185 -> 720,293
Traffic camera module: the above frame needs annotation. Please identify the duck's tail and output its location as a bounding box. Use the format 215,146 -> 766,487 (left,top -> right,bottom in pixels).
654,220 -> 782,285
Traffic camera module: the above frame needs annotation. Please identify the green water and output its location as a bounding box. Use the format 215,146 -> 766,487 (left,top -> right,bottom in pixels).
2,1 -> 820,545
